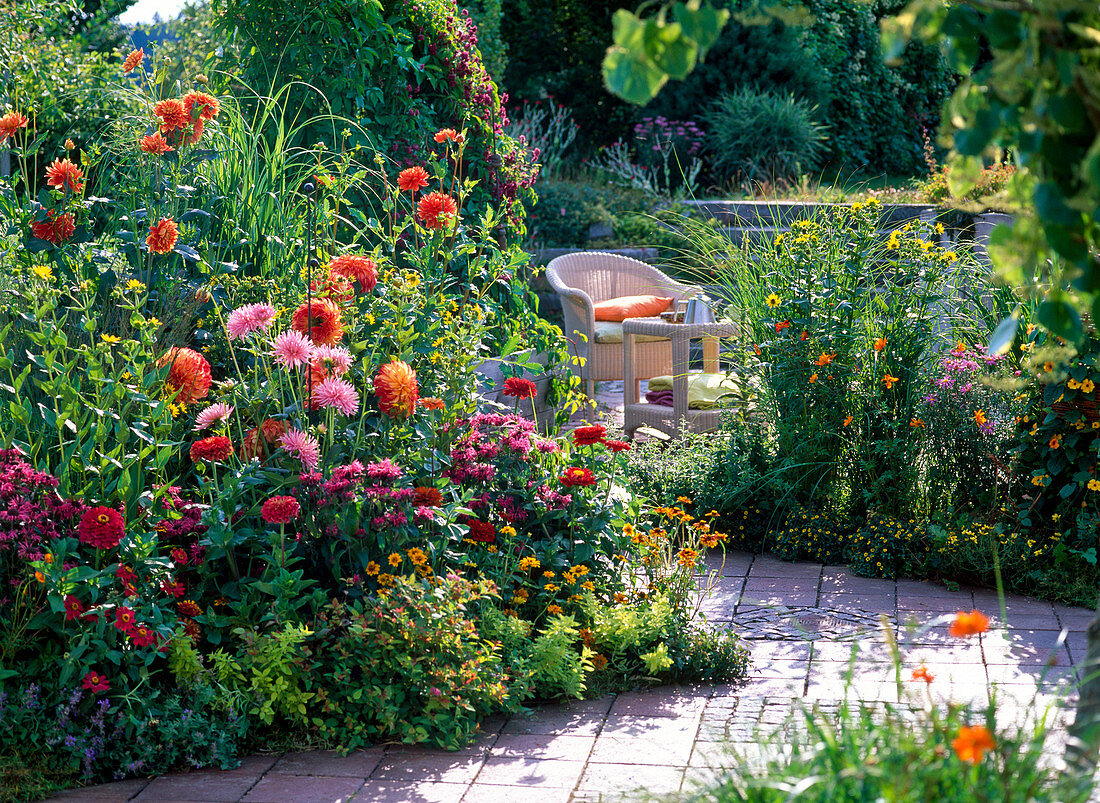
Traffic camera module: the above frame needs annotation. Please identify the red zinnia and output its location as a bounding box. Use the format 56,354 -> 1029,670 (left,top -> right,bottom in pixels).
434,128 -> 463,144
147,217 -> 179,254
78,506 -> 125,550
261,495 -> 301,525
64,595 -> 86,621
0,111 -> 29,143
328,254 -> 378,293
45,158 -> 85,193
416,191 -> 458,230
503,377 -> 537,400
122,47 -> 144,73
291,297 -> 344,346
374,360 -> 419,418
467,519 -> 496,542
602,439 -> 631,453
177,599 -> 201,617
114,606 -> 137,634
158,346 -> 212,404
30,210 -> 76,245
572,424 -> 606,446
140,131 -> 174,154
153,98 -> 189,134
398,166 -> 430,193
183,91 -> 220,122
82,671 -> 110,694
414,486 -> 444,507
560,467 -> 597,487
190,435 -> 233,463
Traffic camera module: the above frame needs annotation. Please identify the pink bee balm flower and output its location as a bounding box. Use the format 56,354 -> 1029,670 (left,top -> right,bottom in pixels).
272,330 -> 313,369
279,428 -> 320,470
312,376 -> 360,416
193,402 -> 235,432
227,303 -> 277,340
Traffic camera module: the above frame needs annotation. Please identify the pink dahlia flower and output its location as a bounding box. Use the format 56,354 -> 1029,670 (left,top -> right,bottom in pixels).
312,376 -> 359,416
278,428 -> 320,470
272,330 -> 313,369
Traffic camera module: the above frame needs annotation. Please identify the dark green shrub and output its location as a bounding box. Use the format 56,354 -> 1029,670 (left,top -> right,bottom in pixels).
844,513 -> 921,578
525,177 -> 652,247
769,506 -> 844,564
703,88 -> 826,188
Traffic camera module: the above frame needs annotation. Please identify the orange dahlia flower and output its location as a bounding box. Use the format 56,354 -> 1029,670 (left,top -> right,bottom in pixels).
45,158 -> 85,193
153,98 -> 189,134
416,191 -> 458,230
398,166 -> 430,193
0,111 -> 29,143
949,609 -> 989,637
147,218 -> 179,254
183,91 -> 220,122
140,132 -> 174,155
291,297 -> 344,346
158,346 -> 212,404
434,128 -> 463,144
30,211 -> 76,245
240,419 -> 287,462
374,360 -> 419,418
328,254 -> 378,293
952,725 -> 995,763
122,47 -> 144,74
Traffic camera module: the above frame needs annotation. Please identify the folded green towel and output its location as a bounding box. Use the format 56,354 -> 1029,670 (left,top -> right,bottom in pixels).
647,372 -> 743,409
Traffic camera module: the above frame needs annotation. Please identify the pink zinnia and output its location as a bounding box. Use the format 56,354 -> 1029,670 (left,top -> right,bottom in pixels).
227,302 -> 276,340
272,330 -> 313,369
193,402 -> 235,432
310,344 -> 353,375
279,428 -> 320,470
312,376 -> 359,415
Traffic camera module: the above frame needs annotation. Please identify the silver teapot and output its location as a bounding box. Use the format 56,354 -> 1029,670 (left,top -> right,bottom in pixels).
683,294 -> 715,325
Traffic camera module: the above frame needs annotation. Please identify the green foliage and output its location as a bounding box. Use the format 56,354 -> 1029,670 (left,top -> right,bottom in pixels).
526,614 -> 592,699
844,512 -> 921,578
524,177 -> 653,248
771,505 -> 843,563
207,625 -> 315,727
702,87 -> 826,188
302,576 -> 514,750
884,1 -> 1100,338
464,0 -> 508,79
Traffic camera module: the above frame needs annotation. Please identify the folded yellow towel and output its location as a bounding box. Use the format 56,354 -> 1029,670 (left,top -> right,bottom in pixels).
593,322 -> 668,344
647,373 -> 743,409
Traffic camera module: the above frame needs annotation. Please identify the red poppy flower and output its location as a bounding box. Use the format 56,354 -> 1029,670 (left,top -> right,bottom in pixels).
291,297 -> 344,346
78,506 -> 125,550
503,377 -> 537,400
416,191 -> 458,229
398,166 -> 430,193
158,346 -> 212,404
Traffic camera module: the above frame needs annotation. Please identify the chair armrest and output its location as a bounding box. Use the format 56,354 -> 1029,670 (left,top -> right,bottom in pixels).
558,286 -> 596,350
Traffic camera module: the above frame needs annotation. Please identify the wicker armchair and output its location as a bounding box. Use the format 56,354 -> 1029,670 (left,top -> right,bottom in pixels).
545,251 -> 696,401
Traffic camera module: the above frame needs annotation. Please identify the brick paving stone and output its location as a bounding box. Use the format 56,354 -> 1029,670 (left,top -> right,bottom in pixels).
575,763 -> 686,797
819,592 -> 896,613
462,784 -> 572,803
472,757 -> 585,788
745,659 -> 809,681
740,590 -> 820,608
743,638 -> 812,662
502,697 -> 612,736
608,687 -> 710,718
272,749 -> 383,778
747,558 -> 823,579
241,774 -> 364,803
742,576 -> 820,595
982,630 -> 1072,667
489,733 -> 596,762
47,779 -> 150,801
819,575 -> 894,595
898,594 -> 976,613
133,771 -> 259,802
353,781 -> 467,803
1054,605 -> 1096,631
703,550 -> 754,577
369,752 -> 485,785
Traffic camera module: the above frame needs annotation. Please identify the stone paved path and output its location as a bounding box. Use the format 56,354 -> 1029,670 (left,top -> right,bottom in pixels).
51,550 -> 1094,803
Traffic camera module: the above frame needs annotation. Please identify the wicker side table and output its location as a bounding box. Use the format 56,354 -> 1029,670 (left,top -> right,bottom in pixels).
622,317 -> 739,439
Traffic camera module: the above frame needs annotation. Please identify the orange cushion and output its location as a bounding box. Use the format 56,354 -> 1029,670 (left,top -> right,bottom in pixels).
593,294 -> 673,322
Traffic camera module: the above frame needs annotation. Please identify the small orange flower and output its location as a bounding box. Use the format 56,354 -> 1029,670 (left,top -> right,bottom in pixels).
911,665 -> 934,683
949,609 -> 989,637
420,397 -> 445,410
809,373 -> 818,383
952,341 -> 966,355
1049,435 -> 1061,450
45,158 -> 85,193
800,330 -> 808,341
882,373 -> 899,390
873,336 -> 887,351
434,128 -> 463,144
814,352 -> 836,367
398,166 -> 430,193
122,47 -> 144,73
952,725 -> 995,763
974,409 -> 987,426
842,415 -> 853,427
146,218 -> 179,254
374,360 -> 419,418
775,320 -> 790,333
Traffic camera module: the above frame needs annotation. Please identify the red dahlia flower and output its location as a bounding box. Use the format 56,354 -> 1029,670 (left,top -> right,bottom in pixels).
434,128 -> 464,144
183,91 -> 220,121
397,166 -> 430,193
190,436 -> 233,463
45,158 -> 85,193
560,466 -> 596,487
291,297 -> 344,346
0,111 -> 29,143
572,424 -> 606,446
503,377 -> 537,400
140,132 -> 174,154
146,217 -> 179,254
261,495 -> 301,525
78,506 -> 125,550
30,210 -> 76,245
416,191 -> 458,230
153,98 -> 189,134
158,346 -> 212,404
467,519 -> 496,542
122,47 -> 144,73
328,254 -> 378,293
374,360 -> 419,418
601,439 -> 631,453
413,486 -> 444,507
